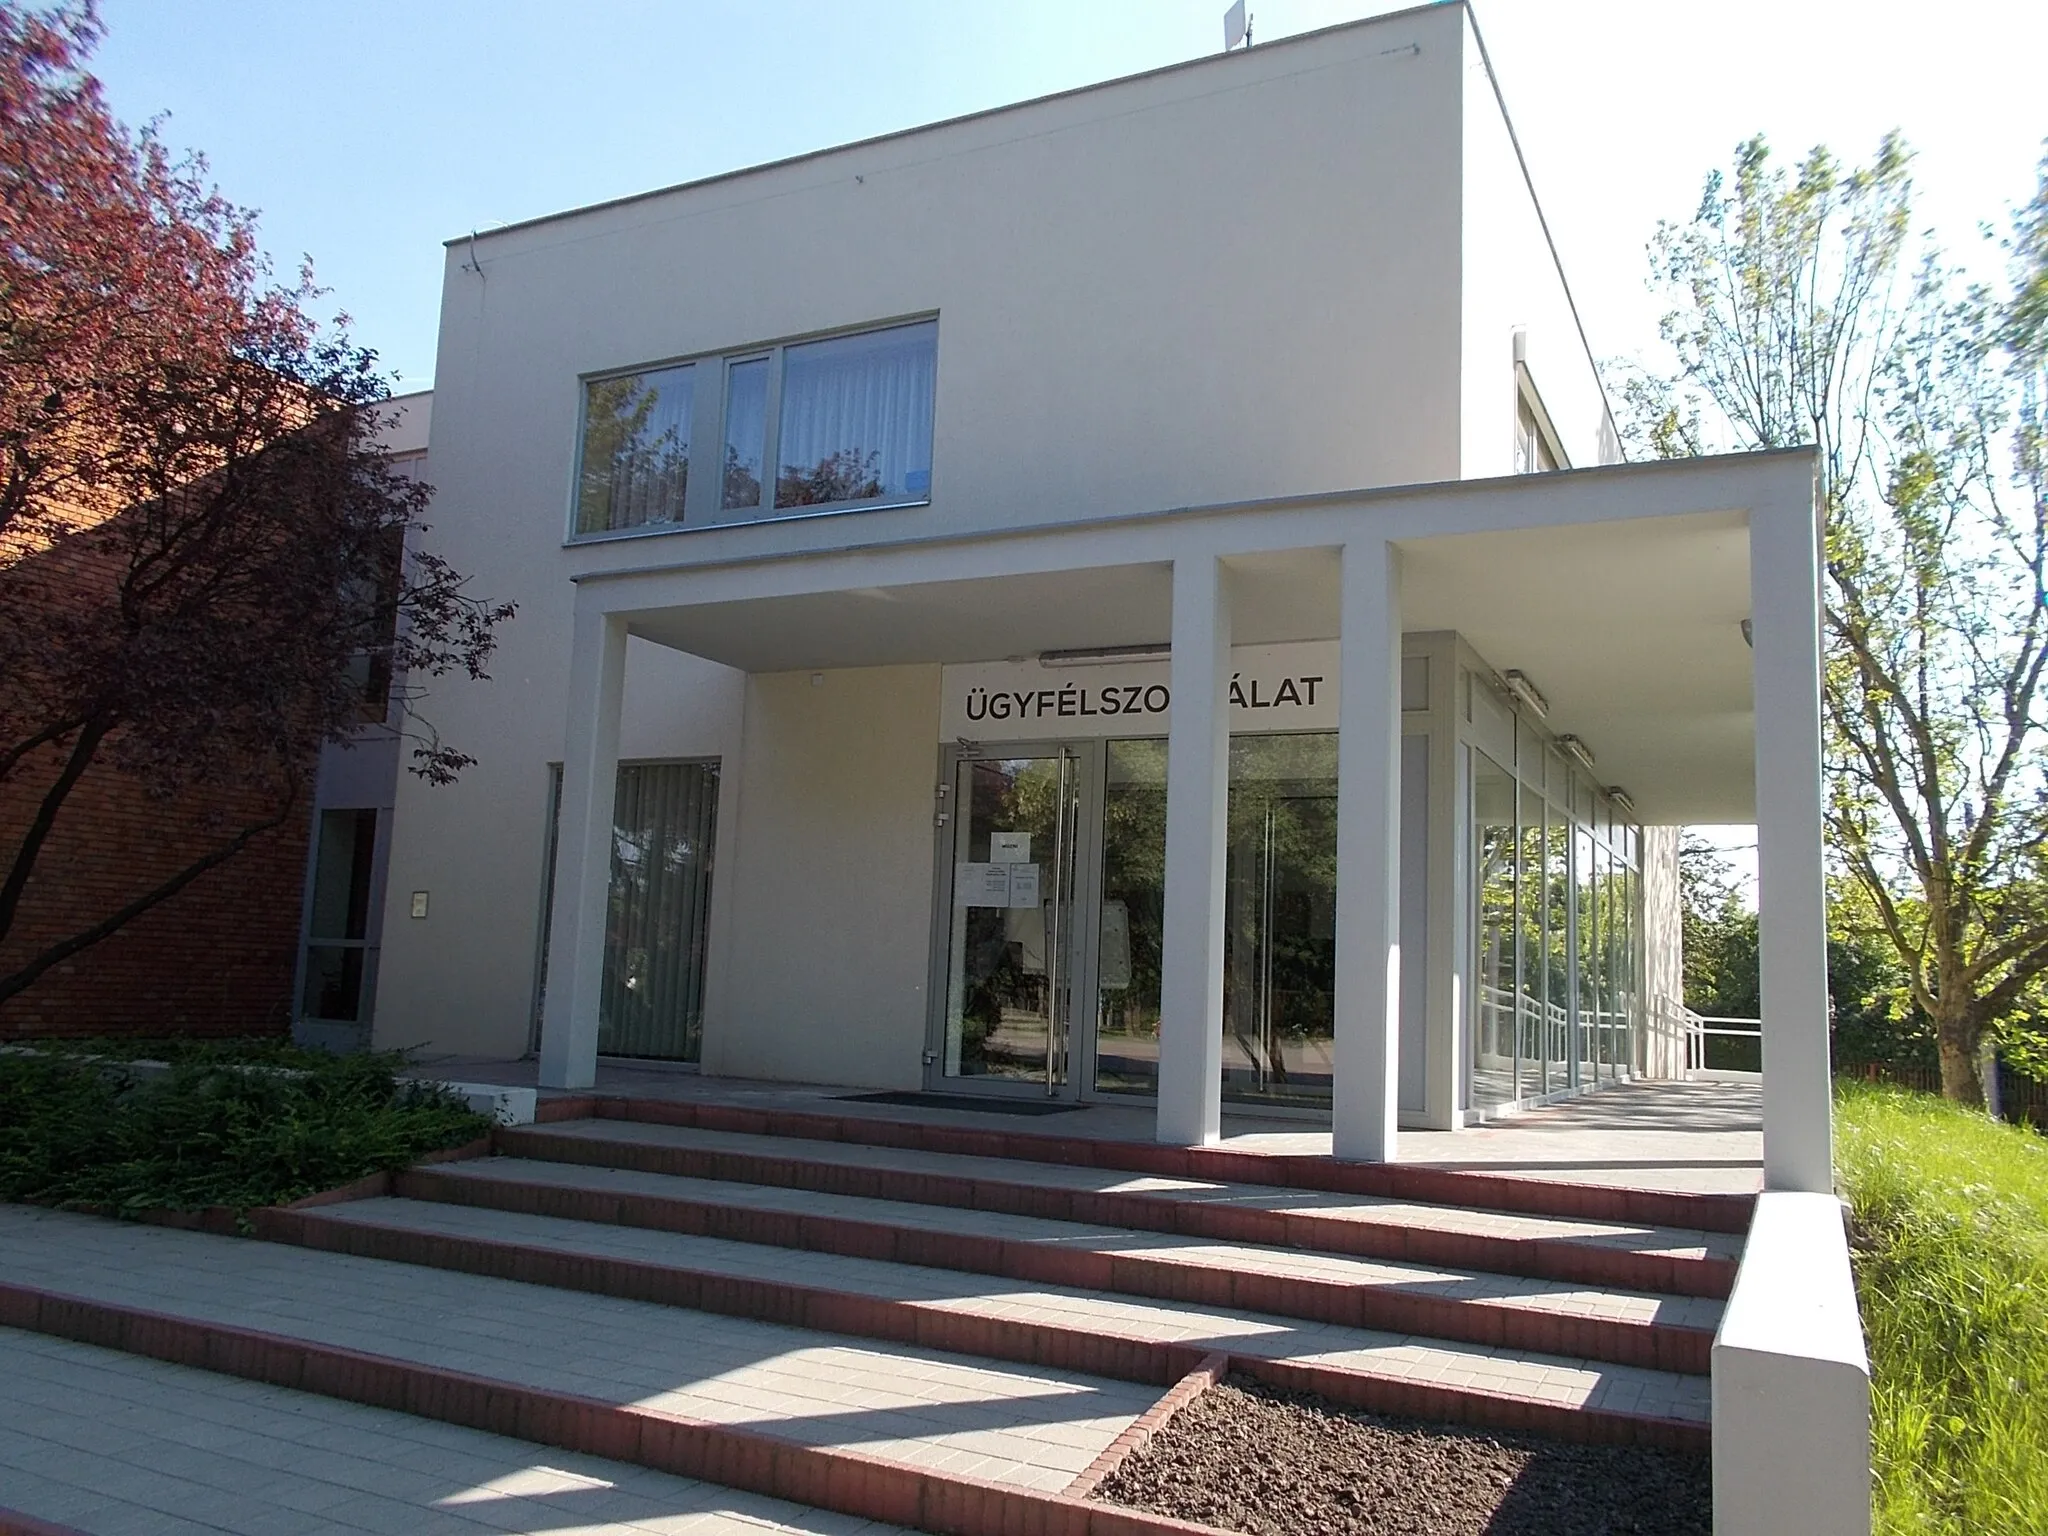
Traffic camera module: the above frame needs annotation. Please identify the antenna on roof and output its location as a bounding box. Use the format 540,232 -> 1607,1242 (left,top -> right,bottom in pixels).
1224,0 -> 1252,50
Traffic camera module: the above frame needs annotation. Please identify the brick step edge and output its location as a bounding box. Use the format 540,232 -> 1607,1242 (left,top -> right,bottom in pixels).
398,1164 -> 1714,1375
1066,1354 -> 1230,1500
0,1281 -> 1231,1536
537,1094 -> 1755,1235
494,1125 -> 1738,1302
0,1508 -> 91,1536
273,1204 -> 1710,1448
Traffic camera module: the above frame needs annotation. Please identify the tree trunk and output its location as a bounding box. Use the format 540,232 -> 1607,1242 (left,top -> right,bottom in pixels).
1935,1007 -> 1987,1107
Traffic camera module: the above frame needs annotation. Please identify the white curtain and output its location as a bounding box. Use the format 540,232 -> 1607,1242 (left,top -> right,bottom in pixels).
775,320 -> 936,507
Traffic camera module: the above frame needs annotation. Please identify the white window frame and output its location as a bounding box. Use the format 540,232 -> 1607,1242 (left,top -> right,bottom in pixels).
1512,361 -> 1568,474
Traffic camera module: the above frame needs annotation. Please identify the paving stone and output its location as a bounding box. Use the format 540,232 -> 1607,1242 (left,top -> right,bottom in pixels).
423,1154 -> 1728,1330
0,1326 -> 911,1536
0,1205 -> 1155,1491
518,1117 -> 1744,1263
299,1194 -> 1708,1424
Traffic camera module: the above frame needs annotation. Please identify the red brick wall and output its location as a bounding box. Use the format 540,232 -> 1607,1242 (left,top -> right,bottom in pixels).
0,751 -> 310,1040
2,489 -> 314,1042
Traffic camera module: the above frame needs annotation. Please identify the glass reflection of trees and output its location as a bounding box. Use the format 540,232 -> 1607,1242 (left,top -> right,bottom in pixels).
597,762 -> 718,1062
1472,753 -> 1517,1110
1222,735 -> 1339,1109
1516,782 -> 1547,1098
951,757 -> 1066,1081
578,367 -> 692,533
1096,741 -> 1167,1094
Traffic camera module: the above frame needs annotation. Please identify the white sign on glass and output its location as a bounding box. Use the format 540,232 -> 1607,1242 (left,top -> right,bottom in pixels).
955,861 -> 1014,907
956,860 -> 1044,910
990,832 -> 1031,864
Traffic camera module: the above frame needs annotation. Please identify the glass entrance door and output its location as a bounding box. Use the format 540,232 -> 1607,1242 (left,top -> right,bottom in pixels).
929,733 -> 1343,1111
935,746 -> 1090,1095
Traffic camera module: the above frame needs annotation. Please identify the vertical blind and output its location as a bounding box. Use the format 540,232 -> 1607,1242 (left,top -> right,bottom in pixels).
596,761 -> 719,1061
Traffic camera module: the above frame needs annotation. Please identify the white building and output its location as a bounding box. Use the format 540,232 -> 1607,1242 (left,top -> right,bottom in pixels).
335,3 -> 1828,1184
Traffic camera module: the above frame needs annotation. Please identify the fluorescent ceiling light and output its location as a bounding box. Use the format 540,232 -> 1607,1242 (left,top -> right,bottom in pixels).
1038,643 -> 1170,667
1607,786 -> 1635,815
1557,734 -> 1596,773
1500,669 -> 1548,718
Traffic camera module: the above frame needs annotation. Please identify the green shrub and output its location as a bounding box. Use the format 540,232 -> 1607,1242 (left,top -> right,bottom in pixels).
0,1046 -> 488,1214
1837,1080 -> 2048,1534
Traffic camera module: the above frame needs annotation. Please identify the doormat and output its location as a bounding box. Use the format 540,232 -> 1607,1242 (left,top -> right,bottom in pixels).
837,1091 -> 1085,1116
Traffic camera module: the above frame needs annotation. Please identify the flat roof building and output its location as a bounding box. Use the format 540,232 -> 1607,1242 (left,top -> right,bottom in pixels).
326,3 -> 1825,1186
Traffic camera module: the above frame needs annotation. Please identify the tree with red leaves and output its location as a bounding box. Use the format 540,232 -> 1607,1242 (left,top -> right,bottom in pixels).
0,2 -> 513,1010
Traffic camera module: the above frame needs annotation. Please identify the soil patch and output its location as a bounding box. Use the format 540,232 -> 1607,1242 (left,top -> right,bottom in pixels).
1094,1375 -> 1711,1536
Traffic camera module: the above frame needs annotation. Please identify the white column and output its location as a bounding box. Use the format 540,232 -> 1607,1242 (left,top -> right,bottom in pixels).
537,607 -> 628,1091
1156,555 -> 1231,1146
1333,539 -> 1403,1161
1751,483 -> 1833,1193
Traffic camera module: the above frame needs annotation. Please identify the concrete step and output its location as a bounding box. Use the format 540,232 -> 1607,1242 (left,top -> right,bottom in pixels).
0,1325 -> 911,1536
0,1206 -> 1163,1500
498,1118 -> 1742,1300
399,1155 -> 1720,1375
272,1192 -> 1710,1450
547,1093 -> 1756,1235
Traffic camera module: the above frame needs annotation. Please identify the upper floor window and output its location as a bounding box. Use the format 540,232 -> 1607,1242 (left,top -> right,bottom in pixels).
576,363 -> 695,534
575,318 -> 935,539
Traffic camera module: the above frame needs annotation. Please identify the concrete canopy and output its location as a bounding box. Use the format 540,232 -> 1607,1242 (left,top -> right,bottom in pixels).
595,459 -> 1792,829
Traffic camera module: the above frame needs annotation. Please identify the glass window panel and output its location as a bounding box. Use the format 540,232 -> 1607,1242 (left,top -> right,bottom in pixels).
942,753 -> 1079,1084
596,762 -> 720,1062
1471,753 -> 1516,1111
576,364 -> 693,533
307,808 -> 377,942
1544,796 -> 1570,1090
301,945 -> 365,1022
1517,782 -> 1545,1099
775,321 -> 936,509
1221,734 -> 1338,1113
1576,825 -> 1599,1080
1622,862 -> 1640,1075
1597,841 -> 1616,1078
721,357 -> 769,511
1097,739 -> 1167,1097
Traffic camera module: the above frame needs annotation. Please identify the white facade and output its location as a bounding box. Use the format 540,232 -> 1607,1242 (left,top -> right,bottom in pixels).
366,4 -> 1812,1161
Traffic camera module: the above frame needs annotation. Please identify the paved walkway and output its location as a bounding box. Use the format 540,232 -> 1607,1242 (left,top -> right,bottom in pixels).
0,1326 -> 907,1536
419,1065 -> 1764,1195
0,1206 -> 1158,1495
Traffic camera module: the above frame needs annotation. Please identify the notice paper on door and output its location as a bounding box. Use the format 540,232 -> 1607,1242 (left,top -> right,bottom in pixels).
956,860 -> 1043,909
956,861 -> 1015,907
990,831 -> 1031,864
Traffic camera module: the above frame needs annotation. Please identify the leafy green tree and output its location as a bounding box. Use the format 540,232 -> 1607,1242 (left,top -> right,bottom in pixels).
1617,137 -> 2048,1106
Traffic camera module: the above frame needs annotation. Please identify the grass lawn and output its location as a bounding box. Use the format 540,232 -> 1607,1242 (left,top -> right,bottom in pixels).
0,1039 -> 489,1215
1836,1080 -> 2048,1535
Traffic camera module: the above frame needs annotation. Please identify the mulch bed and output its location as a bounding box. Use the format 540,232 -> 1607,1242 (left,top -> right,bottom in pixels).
1094,1376 -> 1711,1536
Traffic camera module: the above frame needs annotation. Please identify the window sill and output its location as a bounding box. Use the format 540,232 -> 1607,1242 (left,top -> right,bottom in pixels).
565,495 -> 932,548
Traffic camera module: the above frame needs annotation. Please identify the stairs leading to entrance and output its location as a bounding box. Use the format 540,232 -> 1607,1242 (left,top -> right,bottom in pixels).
0,1096 -> 1746,1535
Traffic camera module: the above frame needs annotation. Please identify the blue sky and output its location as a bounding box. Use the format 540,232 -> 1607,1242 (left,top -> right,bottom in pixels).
91,0 -> 2048,395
